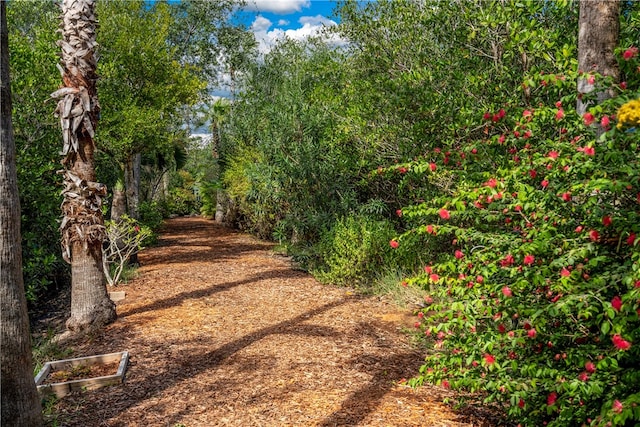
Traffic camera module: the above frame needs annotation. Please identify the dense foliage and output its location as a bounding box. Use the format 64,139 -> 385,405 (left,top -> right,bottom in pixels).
219,0 -> 640,425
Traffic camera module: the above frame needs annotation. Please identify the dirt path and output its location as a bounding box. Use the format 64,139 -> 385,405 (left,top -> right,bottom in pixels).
52,217 -> 488,426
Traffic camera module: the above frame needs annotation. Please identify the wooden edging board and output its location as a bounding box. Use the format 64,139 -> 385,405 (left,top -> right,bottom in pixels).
34,351 -> 129,398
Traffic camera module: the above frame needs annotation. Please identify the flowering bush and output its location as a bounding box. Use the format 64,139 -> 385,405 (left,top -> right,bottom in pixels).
103,215 -> 152,286
391,56 -> 640,425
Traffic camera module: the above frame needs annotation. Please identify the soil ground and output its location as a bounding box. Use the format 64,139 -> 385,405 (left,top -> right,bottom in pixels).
43,217 -> 501,426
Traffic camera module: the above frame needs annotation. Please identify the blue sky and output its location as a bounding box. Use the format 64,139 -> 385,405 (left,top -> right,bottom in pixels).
237,0 -> 342,54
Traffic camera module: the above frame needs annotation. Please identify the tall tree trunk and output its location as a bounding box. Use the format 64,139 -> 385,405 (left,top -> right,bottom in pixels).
0,2 -> 43,424
577,0 -> 620,116
110,177 -> 126,222
53,0 -> 115,332
124,152 -> 141,219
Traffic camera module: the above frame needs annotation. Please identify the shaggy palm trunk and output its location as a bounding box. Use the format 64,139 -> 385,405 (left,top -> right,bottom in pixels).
577,0 -> 620,116
53,0 -> 115,332
1,2 -> 43,424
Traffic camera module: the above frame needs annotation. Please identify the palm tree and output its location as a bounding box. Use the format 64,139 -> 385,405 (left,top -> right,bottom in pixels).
1,1 -> 43,424
52,0 -> 115,332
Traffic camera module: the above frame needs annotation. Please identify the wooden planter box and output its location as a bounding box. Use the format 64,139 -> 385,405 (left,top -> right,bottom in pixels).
35,351 -> 129,398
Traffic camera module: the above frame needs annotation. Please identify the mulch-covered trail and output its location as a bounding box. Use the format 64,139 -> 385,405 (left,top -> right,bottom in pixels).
52,217 -> 492,426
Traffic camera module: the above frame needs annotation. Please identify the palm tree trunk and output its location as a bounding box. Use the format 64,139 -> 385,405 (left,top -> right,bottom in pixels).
577,0 -> 620,116
53,0 -> 115,332
1,2 -> 43,424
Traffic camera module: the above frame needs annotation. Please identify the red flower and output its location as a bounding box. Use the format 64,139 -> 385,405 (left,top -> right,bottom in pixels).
555,109 -> 565,120
541,180 -> 549,189
620,81 -> 627,90
439,209 -> 450,220
561,192 -> 572,202
611,296 -> 622,311
623,46 -> 638,60
612,334 -> 631,351
483,354 -> 495,365
601,115 -> 611,129
527,328 -> 537,338
560,268 -> 571,278
583,146 -> 595,156
587,74 -> 596,85
455,250 -> 464,259
518,399 -> 525,408
589,230 -> 600,242
397,166 -> 407,174
585,361 -> 596,373
441,380 -> 450,389
396,209 -> 403,217
485,178 -> 498,188
523,110 -> 533,118
502,286 -> 513,297
523,254 -> 535,266
424,265 -> 433,274
430,162 -> 437,172
627,233 -> 636,246
548,151 -> 559,159
523,130 -> 532,139
583,112 -> 595,126
529,169 -> 537,179
429,273 -> 440,282
547,392 -> 558,406
613,399 -> 623,413
498,324 -> 506,333
390,239 -> 399,249
498,108 -> 506,118
498,134 -> 506,144
602,215 -> 612,227
483,112 -> 492,120
578,372 -> 589,382
501,254 -> 515,267
555,101 -> 562,108
575,225 -> 584,233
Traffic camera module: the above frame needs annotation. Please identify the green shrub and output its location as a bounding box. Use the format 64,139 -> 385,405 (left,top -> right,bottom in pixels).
313,214 -> 397,287
395,71 -> 640,426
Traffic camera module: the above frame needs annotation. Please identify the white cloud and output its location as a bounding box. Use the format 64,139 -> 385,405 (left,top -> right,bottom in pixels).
243,0 -> 310,14
251,14 -> 342,55
277,19 -> 290,26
